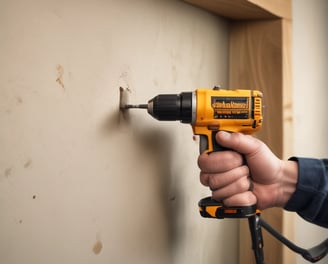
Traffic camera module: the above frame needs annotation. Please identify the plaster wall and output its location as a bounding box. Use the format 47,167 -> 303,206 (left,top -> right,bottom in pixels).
292,0 -> 328,263
0,0 -> 236,263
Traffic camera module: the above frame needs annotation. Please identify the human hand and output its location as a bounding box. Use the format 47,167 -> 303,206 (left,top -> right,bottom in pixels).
198,131 -> 298,210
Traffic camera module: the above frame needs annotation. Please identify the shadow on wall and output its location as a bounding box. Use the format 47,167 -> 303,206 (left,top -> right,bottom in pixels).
100,105 -> 181,261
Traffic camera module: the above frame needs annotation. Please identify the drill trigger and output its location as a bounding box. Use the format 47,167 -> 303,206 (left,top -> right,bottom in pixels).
199,135 -> 208,154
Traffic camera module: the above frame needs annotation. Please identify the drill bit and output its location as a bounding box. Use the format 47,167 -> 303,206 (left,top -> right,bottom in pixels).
119,86 -> 148,111
123,104 -> 148,109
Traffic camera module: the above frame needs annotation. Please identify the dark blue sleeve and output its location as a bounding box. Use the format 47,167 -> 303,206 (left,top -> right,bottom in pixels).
284,157 -> 328,228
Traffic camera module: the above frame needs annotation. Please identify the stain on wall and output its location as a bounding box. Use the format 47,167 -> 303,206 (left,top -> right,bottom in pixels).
24,159 -> 32,168
92,239 -> 103,255
56,64 -> 65,90
0,0 -> 234,264
4,168 -> 12,178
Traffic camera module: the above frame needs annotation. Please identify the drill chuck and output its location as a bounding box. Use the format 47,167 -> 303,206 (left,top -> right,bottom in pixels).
147,92 -> 196,124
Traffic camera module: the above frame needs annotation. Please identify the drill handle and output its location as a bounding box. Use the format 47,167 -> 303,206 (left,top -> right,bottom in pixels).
198,130 -> 259,219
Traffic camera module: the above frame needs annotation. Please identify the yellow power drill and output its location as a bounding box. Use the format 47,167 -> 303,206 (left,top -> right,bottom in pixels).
124,87 -> 263,219
124,87 -> 328,264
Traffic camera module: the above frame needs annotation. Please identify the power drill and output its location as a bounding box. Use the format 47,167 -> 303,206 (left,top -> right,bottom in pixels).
124,87 -> 263,218
123,87 -> 328,263
124,87 -> 263,151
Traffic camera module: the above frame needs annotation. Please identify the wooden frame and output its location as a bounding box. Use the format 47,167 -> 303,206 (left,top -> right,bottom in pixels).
183,1 -> 293,263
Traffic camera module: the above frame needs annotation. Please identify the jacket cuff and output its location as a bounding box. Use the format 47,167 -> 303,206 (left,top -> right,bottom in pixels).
284,157 -> 328,227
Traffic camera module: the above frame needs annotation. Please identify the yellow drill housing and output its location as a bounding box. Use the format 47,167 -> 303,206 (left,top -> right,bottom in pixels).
193,88 -> 263,153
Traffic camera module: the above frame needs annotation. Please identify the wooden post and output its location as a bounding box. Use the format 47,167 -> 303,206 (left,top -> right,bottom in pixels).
183,1 -> 292,263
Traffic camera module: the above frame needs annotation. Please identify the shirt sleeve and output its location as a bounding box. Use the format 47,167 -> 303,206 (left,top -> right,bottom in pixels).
284,157 -> 328,228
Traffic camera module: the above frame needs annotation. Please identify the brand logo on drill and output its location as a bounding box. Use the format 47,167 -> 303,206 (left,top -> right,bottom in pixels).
212,101 -> 248,109
211,97 -> 249,119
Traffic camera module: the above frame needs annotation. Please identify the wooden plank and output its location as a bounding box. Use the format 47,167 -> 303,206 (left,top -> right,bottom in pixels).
281,18 -> 294,264
282,19 -> 293,161
184,0 -> 291,20
229,18 -> 294,264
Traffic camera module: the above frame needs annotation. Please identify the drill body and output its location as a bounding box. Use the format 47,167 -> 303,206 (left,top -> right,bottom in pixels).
147,88 -> 263,153
145,87 -> 263,218
126,87 -> 263,218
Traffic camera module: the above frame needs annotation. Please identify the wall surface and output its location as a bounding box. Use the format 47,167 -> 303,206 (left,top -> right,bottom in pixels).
292,0 -> 328,263
0,0 -> 236,263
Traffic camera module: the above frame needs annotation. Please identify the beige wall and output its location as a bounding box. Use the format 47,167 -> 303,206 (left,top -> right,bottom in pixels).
293,0 -> 328,263
0,0 -> 238,263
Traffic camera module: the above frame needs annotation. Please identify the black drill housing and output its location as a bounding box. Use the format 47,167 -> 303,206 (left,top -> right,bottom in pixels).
148,92 -> 193,123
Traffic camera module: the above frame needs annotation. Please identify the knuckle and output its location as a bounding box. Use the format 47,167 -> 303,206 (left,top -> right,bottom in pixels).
237,177 -> 250,191
235,165 -> 249,178
241,165 -> 250,175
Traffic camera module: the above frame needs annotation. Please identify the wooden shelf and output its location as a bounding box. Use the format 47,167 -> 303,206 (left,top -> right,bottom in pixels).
184,0 -> 291,20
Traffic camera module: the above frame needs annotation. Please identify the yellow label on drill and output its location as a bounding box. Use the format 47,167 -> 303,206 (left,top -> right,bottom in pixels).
211,97 -> 249,119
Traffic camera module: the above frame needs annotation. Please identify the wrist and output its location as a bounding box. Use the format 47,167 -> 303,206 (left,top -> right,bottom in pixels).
276,160 -> 298,207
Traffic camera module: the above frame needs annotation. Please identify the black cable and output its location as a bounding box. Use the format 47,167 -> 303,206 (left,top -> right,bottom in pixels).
248,215 -> 265,264
259,217 -> 328,263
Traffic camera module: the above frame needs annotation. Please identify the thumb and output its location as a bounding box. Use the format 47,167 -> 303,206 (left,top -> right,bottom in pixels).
215,131 -> 262,155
